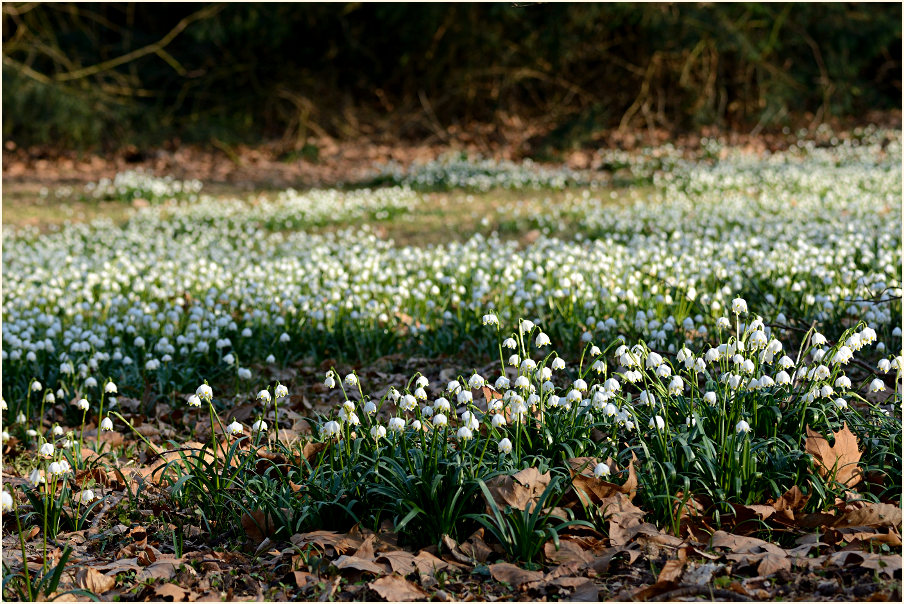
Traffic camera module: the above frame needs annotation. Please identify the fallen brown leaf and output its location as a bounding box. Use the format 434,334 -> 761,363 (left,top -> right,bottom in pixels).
656,558 -> 685,583
485,467 -> 550,512
331,555 -> 388,575
153,582 -> 189,601
489,562 -> 544,588
369,574 -> 429,601
76,568 -> 116,595
832,502 -> 902,529
804,422 -> 862,488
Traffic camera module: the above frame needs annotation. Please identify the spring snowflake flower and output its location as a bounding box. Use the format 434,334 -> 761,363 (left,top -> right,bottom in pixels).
457,390 -> 473,405
495,376 -> 510,390
741,359 -> 755,374
1,431 -> 9,443
668,376 -> 684,395
187,395 -> 201,407
457,426 -> 473,441
593,463 -> 610,478
735,420 -> 752,434
252,419 -> 268,432
878,359 -> 891,373
227,420 -> 243,436
591,360 -> 606,374
196,384 -> 213,401
461,411 -> 480,430
76,489 -> 95,504
29,469 -> 45,486
324,373 -> 336,388
104,381 -> 117,394
535,332 -> 551,347
656,364 -> 672,378
775,370 -> 791,385
434,397 -> 451,413
833,346 -> 853,365
639,390 -> 655,406
513,375 -> 530,390
728,374 -> 742,390
603,403 -> 618,417
893,327 -> 902,338
645,352 -> 663,369
703,391 -> 717,405
491,413 -> 506,428
498,437 -> 512,454
363,401 -> 377,415
399,394 -> 418,412
649,415 -> 665,430
323,421 -> 341,438
834,398 -> 848,410
258,390 -> 272,404
732,298 -> 748,314
52,425 -> 64,437
370,425 -> 387,440
223,354 -> 235,366
76,398 -> 90,411
432,413 -> 448,428
32,381 -> 43,392
388,417 -> 406,433
846,333 -> 862,352
39,442 -> 55,458
811,333 -> 827,346
279,333 -> 290,343
503,338 -> 518,349
520,319 -> 535,334
716,317 -> 731,330
760,375 -> 775,388
508,354 -> 521,366
84,377 -> 97,389
2,490 -> 14,512
411,420 -> 422,431
834,375 -> 851,390
100,417 -> 114,431
573,378 -> 588,392
415,376 -> 429,389
344,373 -> 358,387
482,314 -> 499,327
686,416 -> 697,427
551,357 -> 566,370
869,379 -> 886,393
275,384 -> 289,399
265,354 -> 276,364
447,380 -> 462,394
16,413 -> 26,424
705,348 -> 721,363
520,359 -> 537,372
468,373 -> 485,389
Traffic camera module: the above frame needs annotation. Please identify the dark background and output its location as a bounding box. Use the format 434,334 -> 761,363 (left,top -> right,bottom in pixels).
3,2 -> 901,153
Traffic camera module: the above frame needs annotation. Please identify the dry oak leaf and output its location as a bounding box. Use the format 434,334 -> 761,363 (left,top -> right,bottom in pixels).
804,422 -> 862,488
485,467 -> 550,512
291,531 -> 361,555
331,555 -> 389,575
861,554 -> 903,578
76,567 -> 116,595
369,574 -> 430,602
153,582 -> 190,601
656,558 -> 686,583
568,454 -> 638,505
375,550 -> 418,575
832,503 -> 903,530
489,562 -> 544,588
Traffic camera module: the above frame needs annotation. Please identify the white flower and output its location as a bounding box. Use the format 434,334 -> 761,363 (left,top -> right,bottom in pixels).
514,375 -> 531,389
364,401 -> 377,415
649,415 -> 665,430
811,333 -> 827,346
31,381 -> 43,392
508,354 -> 521,366
535,332 -> 551,347
591,360 -> 606,374
685,416 -> 696,427
2,490 -> 14,512
639,390 -> 655,406
1,431 -> 9,443
833,346 -> 853,365
468,373 -> 485,389
279,332 -> 290,343
344,373 -> 358,387
275,384 -> 289,399
573,378 -> 588,392
834,375 -> 851,390
411,420 -> 422,431
655,364 -> 672,378
603,403 -> 618,417
878,359 -> 891,373
196,384 -> 213,401
456,426 -> 473,441
759,375 -> 775,388
237,367 -> 252,380
520,358 -> 537,372
223,353 -> 235,366
187,395 -> 201,407
869,379 -> 886,393
741,359 -> 755,374
495,376 -> 510,390
434,397 -> 451,413
716,317 -> 731,330
834,398 -> 848,410
551,357 -> 566,370
503,338 -> 518,350
482,314 -> 499,327
52,425 -> 64,437
252,419 -> 268,432
461,410 -> 480,430
370,425 -> 387,440
100,417 -> 114,431
227,420 -> 243,436
491,413 -> 506,428
520,319 -> 535,333
74,398 -> 89,411
447,380 -> 462,394
498,437 -> 512,454
432,413 -> 448,428
324,373 -> 336,388
705,348 -> 721,363
728,374 -> 742,390
39,442 -> 55,458
388,417 -> 406,433
775,370 -> 791,385
29,469 -> 45,486
415,376 -> 429,389
732,297 -> 748,314
76,489 -> 95,504
258,390 -> 272,404
645,352 -> 663,369
703,391 -> 717,405
84,377 -> 97,389
457,390 -> 473,405
323,420 -> 341,438
105,381 -> 117,393
593,463 -> 610,478
16,412 -> 26,424
735,420 -> 751,434
777,355 -> 794,369
668,376 -> 684,395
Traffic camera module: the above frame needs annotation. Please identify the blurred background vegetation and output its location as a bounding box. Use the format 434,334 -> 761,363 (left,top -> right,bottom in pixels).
3,2 -> 900,152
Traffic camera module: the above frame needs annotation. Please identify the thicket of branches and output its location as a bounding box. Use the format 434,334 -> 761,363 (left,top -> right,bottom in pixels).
3,2 -> 900,150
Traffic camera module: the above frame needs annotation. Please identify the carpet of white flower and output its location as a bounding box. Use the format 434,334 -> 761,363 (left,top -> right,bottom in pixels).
1,130 -> 902,585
